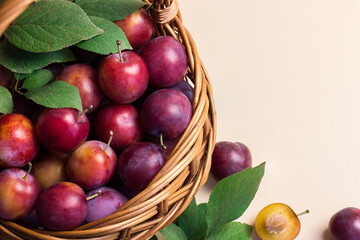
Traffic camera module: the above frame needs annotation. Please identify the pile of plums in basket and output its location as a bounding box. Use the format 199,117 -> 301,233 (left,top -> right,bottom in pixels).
0,8 -> 195,231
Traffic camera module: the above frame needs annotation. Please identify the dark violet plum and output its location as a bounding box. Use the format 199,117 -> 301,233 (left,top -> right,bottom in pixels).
211,141 -> 252,180
141,36 -> 188,88
57,64 -> 103,112
0,65 -> 13,88
117,142 -> 165,191
45,63 -> 64,82
95,104 -> 143,151
0,168 -> 40,220
16,210 -> 41,229
12,93 -> 38,120
35,108 -> 90,153
329,207 -> 360,240
140,89 -> 192,139
144,134 -> 179,159
36,182 -> 88,230
70,46 -> 104,68
169,80 -> 194,103
85,187 -> 128,223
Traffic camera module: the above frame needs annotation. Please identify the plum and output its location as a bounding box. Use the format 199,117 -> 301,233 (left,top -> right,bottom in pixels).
99,46 -> 149,104
57,64 -> 103,112
140,89 -> 192,139
35,107 -> 90,153
114,8 -> 154,50
117,142 -> 165,191
0,168 -> 40,220
36,182 -> 88,230
169,80 -> 194,103
141,36 -> 188,87
31,151 -> 68,190
85,187 -> 127,223
211,141 -> 252,180
95,104 -> 143,151
329,207 -> 360,240
0,113 -> 38,168
67,139 -> 117,191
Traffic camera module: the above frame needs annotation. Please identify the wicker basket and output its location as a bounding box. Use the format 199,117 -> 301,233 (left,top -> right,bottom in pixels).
0,0 -> 216,239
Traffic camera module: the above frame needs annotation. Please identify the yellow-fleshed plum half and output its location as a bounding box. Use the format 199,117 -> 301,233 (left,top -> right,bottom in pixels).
255,203 -> 301,240
36,182 -> 87,230
0,168 -> 40,220
0,113 -> 39,168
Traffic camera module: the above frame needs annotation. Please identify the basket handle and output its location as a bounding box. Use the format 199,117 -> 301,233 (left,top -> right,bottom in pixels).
149,0 -> 180,24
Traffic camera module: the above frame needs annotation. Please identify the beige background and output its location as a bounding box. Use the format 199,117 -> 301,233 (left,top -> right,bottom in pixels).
177,0 -> 360,239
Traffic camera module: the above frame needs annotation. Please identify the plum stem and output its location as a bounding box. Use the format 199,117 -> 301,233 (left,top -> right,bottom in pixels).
86,190 -> 102,201
160,132 -> 167,150
104,130 -> 114,153
77,105 -> 93,120
297,210 -> 310,217
22,162 -> 32,181
117,40 -> 124,62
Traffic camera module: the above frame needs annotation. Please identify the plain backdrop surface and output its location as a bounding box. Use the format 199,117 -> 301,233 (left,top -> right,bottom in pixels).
176,0 -> 360,239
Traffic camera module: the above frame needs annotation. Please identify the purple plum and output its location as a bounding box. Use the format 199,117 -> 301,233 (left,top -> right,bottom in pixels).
140,89 -> 192,139
117,142 -> 165,191
36,182 -> 88,230
329,207 -> 360,240
141,36 -> 188,87
211,141 -> 252,180
85,187 -> 128,223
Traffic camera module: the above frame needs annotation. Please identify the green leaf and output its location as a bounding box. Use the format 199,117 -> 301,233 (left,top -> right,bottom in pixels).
75,0 -> 146,21
14,73 -> 30,81
206,163 -> 265,238
24,80 -> 82,110
178,199 -> 208,240
0,87 -> 13,114
208,222 -> 253,240
21,69 -> 53,90
76,16 -> 132,54
160,223 -> 187,240
4,0 -> 104,53
0,39 -> 75,74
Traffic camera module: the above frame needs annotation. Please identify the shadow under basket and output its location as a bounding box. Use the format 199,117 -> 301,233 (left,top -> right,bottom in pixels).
0,0 -> 217,239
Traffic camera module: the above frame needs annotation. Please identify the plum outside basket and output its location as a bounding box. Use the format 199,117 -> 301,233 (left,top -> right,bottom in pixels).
0,0 -> 217,239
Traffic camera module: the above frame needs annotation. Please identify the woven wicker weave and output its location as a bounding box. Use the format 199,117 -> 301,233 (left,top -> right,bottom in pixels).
0,0 -> 217,239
